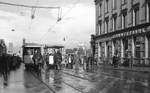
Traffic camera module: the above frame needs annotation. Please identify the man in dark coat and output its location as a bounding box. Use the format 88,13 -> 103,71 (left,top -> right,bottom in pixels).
32,50 -> 43,73
55,50 -> 62,70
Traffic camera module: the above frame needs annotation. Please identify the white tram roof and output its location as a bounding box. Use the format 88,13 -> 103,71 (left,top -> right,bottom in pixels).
44,44 -> 64,48
24,43 -> 42,48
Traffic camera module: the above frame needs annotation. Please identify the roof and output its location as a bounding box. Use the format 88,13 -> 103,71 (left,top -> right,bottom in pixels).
44,44 -> 64,48
23,43 -> 42,48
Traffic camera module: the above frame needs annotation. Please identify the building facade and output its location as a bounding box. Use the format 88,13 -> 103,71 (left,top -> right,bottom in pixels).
93,0 -> 150,66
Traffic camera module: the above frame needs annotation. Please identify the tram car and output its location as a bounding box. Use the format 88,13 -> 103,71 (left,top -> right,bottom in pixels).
44,45 -> 64,69
22,42 -> 42,70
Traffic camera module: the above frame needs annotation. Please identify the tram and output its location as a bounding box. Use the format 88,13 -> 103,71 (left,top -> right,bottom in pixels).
22,42 -> 42,70
44,45 -> 64,69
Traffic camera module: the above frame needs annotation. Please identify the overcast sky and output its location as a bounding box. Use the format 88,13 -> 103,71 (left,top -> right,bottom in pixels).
0,0 -> 95,49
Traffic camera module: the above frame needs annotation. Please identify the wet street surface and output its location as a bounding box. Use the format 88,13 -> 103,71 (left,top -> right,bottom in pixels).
0,64 -> 52,93
0,64 -> 150,93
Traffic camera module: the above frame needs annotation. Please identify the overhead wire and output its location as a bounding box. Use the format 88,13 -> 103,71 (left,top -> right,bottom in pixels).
28,0 -> 40,42
0,1 -> 60,9
0,0 -> 81,43
39,0 -> 81,41
31,0 -> 39,19
60,0 -> 80,21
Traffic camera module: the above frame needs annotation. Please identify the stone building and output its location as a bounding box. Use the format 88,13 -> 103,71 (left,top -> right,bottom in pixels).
93,0 -> 150,66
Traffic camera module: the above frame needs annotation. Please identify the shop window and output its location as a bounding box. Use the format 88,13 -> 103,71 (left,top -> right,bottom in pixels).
114,40 -> 121,56
107,42 -> 112,58
101,43 -> 105,58
135,36 -> 145,64
98,43 -> 101,58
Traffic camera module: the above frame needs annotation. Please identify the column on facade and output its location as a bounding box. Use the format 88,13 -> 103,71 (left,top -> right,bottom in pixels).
131,36 -> 135,65
145,35 -> 148,65
104,41 -> 107,64
112,40 -> 114,56
121,39 -> 124,64
98,42 -> 102,63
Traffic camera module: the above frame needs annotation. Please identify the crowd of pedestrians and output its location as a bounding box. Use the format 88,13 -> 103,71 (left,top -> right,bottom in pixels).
0,54 -> 22,87
24,49 -> 63,75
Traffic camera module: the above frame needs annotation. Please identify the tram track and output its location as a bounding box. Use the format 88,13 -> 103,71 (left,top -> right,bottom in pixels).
62,71 -> 94,82
30,70 -> 88,93
29,67 -> 150,93
30,71 -> 56,93
63,69 -> 150,88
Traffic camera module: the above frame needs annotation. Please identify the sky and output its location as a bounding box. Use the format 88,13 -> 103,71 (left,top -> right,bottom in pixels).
0,0 -> 95,50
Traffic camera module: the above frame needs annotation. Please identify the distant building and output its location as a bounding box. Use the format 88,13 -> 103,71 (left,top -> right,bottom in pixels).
92,0 -> 150,66
7,42 -> 13,54
0,39 -> 7,56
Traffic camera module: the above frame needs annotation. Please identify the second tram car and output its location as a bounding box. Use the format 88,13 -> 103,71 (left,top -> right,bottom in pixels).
44,45 -> 64,69
22,43 -> 42,70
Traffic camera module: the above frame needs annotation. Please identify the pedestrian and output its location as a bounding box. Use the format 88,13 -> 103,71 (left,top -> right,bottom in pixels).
83,56 -> 87,70
1,54 -> 9,87
56,50 -> 62,70
48,53 -> 54,69
24,50 -> 34,71
32,50 -> 43,74
53,50 -> 58,70
113,54 -> 116,68
113,52 -> 119,68
74,51 -> 80,73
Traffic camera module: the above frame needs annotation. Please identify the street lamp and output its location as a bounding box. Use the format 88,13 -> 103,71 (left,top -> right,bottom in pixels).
11,29 -> 15,32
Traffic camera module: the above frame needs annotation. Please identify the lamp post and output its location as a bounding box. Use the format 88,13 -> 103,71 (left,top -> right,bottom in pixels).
90,34 -> 96,71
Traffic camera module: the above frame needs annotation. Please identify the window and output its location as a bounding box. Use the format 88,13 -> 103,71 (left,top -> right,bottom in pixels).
112,16 -> 117,31
121,0 -> 126,5
98,22 -> 102,35
132,5 -> 139,26
121,11 -> 127,29
105,0 -> 109,13
146,3 -> 150,23
135,36 -> 145,64
105,18 -> 109,33
99,4 -> 102,16
112,0 -> 116,9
